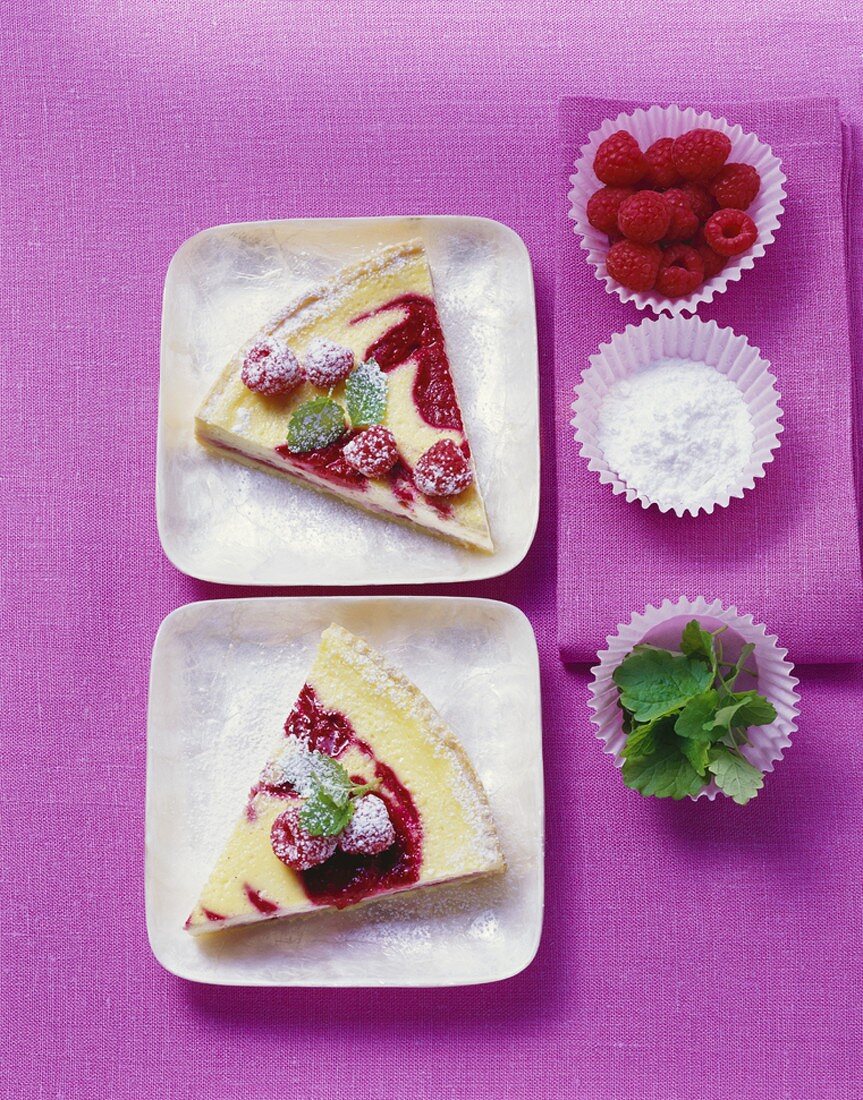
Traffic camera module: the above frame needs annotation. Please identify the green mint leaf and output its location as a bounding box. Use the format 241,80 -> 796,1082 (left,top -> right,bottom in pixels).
295,751 -> 365,837
622,718 -> 663,760
674,690 -> 720,740
613,622 -> 779,803
674,691 -> 722,775
734,689 -> 776,728
299,781 -> 355,837
721,643 -> 756,691
308,753 -> 353,806
613,647 -> 713,723
679,735 -> 712,776
287,396 -> 347,453
707,691 -> 777,733
707,745 -> 764,806
345,358 -> 387,428
680,620 -> 718,673
621,735 -> 706,800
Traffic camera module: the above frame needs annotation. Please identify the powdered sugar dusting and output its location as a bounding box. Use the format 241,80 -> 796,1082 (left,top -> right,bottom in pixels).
597,358 -> 754,511
276,247 -> 416,343
468,910 -> 501,941
339,794 -> 396,855
414,439 -> 474,497
231,404 -> 252,433
304,338 -> 355,388
262,734 -> 318,794
241,337 -> 303,396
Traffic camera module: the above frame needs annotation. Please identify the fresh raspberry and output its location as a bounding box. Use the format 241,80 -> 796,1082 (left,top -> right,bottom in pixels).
680,182 -> 715,223
695,241 -> 726,279
671,128 -> 732,181
643,137 -> 682,189
241,338 -> 303,396
304,339 -> 355,388
709,163 -> 761,210
617,191 -> 671,244
342,426 -> 398,478
655,244 -> 705,297
339,795 -> 396,856
691,229 -> 727,278
270,806 -> 338,871
661,188 -> 700,242
605,240 -> 662,291
586,186 -> 634,235
593,130 -> 647,187
704,208 -> 758,256
414,439 -> 474,497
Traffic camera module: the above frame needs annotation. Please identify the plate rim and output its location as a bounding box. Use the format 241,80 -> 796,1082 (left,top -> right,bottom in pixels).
145,594 -> 545,987
155,215 -> 540,586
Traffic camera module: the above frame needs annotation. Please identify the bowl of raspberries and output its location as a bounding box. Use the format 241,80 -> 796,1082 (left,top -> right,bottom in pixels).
568,105 -> 786,314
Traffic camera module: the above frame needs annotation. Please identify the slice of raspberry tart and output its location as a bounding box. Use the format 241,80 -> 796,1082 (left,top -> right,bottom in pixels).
185,625 -> 505,934
194,239 -> 493,552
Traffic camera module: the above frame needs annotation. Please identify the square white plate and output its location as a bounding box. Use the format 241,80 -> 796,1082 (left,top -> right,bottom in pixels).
146,596 -> 544,986
157,216 -> 539,585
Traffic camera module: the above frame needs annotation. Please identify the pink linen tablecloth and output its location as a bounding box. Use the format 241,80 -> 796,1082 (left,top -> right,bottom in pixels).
4,2 -> 863,1098
557,94 -> 863,665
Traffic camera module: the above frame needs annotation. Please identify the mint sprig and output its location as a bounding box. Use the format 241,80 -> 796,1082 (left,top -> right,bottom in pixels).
345,358 -> 387,428
286,396 -> 347,453
612,621 -> 777,804
613,647 -> 713,723
297,753 -> 377,838
621,720 -> 705,800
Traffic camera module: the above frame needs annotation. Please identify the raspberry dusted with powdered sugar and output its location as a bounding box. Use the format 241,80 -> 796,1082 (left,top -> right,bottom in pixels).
270,806 -> 338,871
241,338 -> 303,396
413,439 -> 474,498
343,426 -> 399,478
339,795 -> 396,856
304,339 -> 355,389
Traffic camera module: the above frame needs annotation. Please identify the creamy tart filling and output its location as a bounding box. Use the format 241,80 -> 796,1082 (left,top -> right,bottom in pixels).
194,240 -> 493,553
185,626 -> 505,935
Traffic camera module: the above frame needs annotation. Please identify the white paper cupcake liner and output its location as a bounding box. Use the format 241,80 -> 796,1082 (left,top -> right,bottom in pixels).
571,314 -> 783,517
588,596 -> 800,802
567,104 -> 787,315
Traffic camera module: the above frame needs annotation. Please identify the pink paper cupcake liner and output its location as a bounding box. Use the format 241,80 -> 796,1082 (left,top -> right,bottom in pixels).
567,104 -> 787,315
571,314 -> 783,517
588,596 -> 800,802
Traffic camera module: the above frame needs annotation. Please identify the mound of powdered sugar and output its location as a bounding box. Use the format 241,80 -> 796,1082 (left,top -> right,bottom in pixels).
596,359 -> 754,511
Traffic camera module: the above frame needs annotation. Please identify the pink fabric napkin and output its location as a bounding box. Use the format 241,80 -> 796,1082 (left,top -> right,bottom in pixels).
557,95 -> 863,665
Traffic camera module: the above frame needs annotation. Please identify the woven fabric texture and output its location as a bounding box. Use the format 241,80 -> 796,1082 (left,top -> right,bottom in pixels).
3,2 -> 862,1097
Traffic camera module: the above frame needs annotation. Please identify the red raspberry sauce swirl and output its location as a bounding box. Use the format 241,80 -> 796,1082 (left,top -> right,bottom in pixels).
352,294 -> 464,432
251,684 -> 423,910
